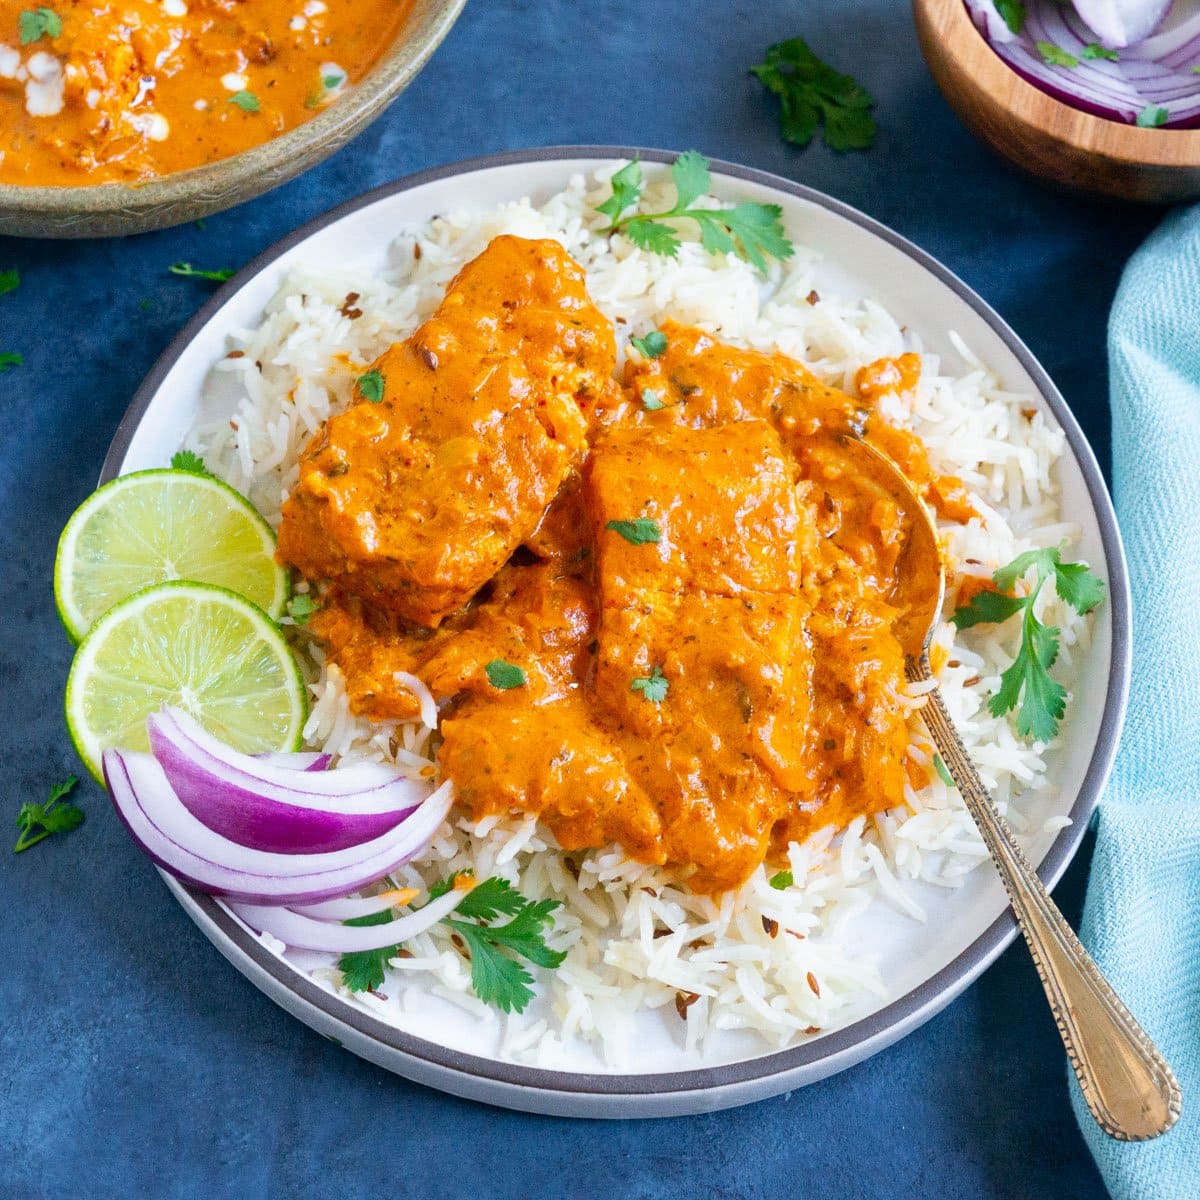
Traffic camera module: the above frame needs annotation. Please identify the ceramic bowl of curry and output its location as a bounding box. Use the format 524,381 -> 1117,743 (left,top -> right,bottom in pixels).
0,0 -> 466,239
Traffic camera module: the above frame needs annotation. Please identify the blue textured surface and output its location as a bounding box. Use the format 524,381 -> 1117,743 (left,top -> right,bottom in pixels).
0,2 -> 1161,1196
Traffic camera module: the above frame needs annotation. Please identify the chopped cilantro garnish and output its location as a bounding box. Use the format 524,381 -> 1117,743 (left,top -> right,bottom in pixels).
337,875 -> 566,1013
356,369 -> 385,403
0,268 -> 19,296
953,549 -> 1105,743
768,870 -> 793,890
934,754 -> 956,788
170,449 -> 209,475
1036,41 -> 1079,67
18,7 -> 61,44
992,0 -> 1025,34
15,777 -> 82,853
1082,43 -> 1119,62
605,518 -> 661,545
287,593 -> 319,624
485,659 -> 527,690
169,262 -> 235,282
598,152 -> 793,275
0,352 -> 22,372
751,37 -> 877,152
641,387 -> 666,411
630,330 -> 668,359
228,90 -> 260,112
631,665 -> 669,704
322,73 -> 344,89
1137,105 -> 1169,128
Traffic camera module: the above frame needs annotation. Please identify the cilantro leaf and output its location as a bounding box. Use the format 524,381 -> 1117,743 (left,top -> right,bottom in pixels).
596,159 -> 644,225
485,659 -> 527,689
954,549 -> 1103,743
670,150 -> 711,211
631,664 -> 669,703
19,7 -> 61,44
605,518 -> 661,545
1082,43 -> 1119,61
1137,105 -> 1169,128
228,90 -> 260,113
0,352 -> 22,372
751,38 -> 877,153
625,219 -> 682,257
322,72 -> 345,90
286,593 -> 319,624
169,262 -> 235,282
170,449 -> 209,475
0,268 -> 19,296
1037,41 -> 1079,67
356,368 -> 385,403
14,776 -> 82,853
992,0 -> 1026,33
698,202 -> 793,274
641,387 -> 666,411
336,909 -> 397,993
768,870 -> 793,890
630,330 -> 668,359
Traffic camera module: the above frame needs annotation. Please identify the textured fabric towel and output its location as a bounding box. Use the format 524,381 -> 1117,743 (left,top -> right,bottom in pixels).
1072,205 -> 1200,1196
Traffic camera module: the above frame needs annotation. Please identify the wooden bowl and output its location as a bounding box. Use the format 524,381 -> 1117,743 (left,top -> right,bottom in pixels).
0,0 -> 465,239
913,0 -> 1200,202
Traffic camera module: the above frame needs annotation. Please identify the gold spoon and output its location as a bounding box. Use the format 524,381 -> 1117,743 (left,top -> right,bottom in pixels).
839,434 -> 1181,1142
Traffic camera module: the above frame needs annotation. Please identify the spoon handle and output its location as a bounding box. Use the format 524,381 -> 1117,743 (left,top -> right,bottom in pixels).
909,658 -> 1181,1141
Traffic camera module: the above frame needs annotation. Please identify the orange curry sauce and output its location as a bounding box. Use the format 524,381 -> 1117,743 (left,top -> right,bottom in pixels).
0,0 -> 412,185
277,236 -> 965,895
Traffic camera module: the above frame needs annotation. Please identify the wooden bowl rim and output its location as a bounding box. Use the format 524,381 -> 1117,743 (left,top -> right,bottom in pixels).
917,0 -> 1200,166
0,0 -> 466,217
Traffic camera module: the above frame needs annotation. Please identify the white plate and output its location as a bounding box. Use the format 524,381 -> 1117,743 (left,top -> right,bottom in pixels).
102,148 -> 1130,1117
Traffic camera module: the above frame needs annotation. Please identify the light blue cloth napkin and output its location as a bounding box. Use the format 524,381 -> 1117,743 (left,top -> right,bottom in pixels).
1071,205 -> 1200,1195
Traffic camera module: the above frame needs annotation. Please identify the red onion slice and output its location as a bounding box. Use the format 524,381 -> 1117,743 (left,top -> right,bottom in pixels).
103,749 -> 454,904
148,707 -> 427,853
256,751 -> 332,772
290,890 -> 419,921
1072,0 -> 1172,48
228,883 -> 470,952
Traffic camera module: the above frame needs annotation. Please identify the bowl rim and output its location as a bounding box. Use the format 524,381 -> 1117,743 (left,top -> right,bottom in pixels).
915,0 -> 1200,166
99,145 -> 1133,1116
0,0 -> 466,215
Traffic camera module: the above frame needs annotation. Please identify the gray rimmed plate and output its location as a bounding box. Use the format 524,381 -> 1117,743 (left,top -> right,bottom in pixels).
99,148 -> 1130,1117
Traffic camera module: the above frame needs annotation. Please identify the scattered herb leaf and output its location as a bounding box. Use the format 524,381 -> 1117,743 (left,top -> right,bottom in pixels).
287,593 -> 319,624
485,659 -> 527,690
605,517 -> 661,545
170,449 -> 209,475
1082,43 -> 1120,61
641,387 -> 666,411
953,549 -> 1104,742
631,665 -> 669,704
338,874 -> 566,1013
768,870 -> 794,890
228,90 -> 260,112
0,268 -> 19,296
992,0 -> 1025,34
1036,41 -> 1079,67
322,73 -> 344,89
1136,104 -> 1169,127
356,369 -> 385,403
597,151 -> 793,275
14,776 -> 82,853
751,37 -> 877,152
18,6 -> 61,44
934,754 -> 956,788
630,329 -> 668,359
0,352 -> 21,372
169,262 -> 235,282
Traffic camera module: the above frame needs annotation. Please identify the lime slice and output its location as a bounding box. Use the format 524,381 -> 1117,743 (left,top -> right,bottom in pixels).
66,581 -> 308,782
55,469 -> 288,643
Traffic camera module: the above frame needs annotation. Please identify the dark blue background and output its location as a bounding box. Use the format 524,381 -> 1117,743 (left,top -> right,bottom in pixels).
1,2 -> 1159,1196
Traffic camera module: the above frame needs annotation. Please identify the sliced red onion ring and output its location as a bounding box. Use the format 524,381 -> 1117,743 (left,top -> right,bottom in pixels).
291,890 -> 420,921
229,884 -> 469,952
103,748 -> 453,905
256,751 -> 332,772
1072,0 -> 1172,48
148,707 -> 427,853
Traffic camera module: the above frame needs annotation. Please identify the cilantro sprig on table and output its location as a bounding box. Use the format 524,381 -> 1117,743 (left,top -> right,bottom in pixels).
597,151 -> 793,275
751,38 -> 877,153
169,262 -> 235,283
337,875 -> 566,1013
953,549 -> 1105,744
15,777 -> 83,853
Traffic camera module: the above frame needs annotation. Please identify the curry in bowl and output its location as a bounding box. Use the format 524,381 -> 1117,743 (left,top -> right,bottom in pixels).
0,0 -> 414,185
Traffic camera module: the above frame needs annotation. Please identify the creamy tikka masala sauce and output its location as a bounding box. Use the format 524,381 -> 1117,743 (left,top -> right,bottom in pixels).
0,0 -> 412,185
278,236 -> 971,895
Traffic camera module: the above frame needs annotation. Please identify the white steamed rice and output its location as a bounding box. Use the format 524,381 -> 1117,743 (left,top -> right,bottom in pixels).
184,165 -> 1093,1069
